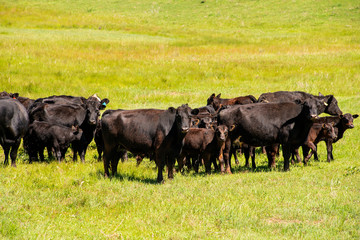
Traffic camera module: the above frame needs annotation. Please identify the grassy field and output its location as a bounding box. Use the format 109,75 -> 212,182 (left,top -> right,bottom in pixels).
1,0 -> 360,239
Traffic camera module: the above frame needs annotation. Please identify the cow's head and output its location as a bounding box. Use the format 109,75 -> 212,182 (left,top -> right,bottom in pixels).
322,123 -> 337,140
85,95 -> 110,125
318,93 -> 342,116
340,113 -> 358,129
173,104 -> 199,134
298,98 -> 326,120
207,93 -> 223,111
214,125 -> 229,142
71,125 -> 83,141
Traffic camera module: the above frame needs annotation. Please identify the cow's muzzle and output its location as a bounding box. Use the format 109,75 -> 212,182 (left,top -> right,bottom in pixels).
182,127 -> 190,133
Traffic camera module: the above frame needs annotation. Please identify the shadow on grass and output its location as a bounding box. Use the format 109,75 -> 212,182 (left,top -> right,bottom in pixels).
93,169 -> 159,185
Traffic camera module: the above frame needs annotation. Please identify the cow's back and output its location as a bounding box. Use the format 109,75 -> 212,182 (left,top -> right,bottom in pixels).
219,102 -> 304,146
101,109 -> 174,154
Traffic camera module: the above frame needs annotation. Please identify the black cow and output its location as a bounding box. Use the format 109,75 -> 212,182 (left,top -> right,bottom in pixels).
218,98 -> 327,173
207,93 -> 257,111
0,91 -> 34,111
29,94 -> 109,162
94,121 -> 128,163
257,91 -> 343,164
303,113 -> 358,162
101,104 -> 199,182
0,98 -> 29,167
258,91 -> 342,116
23,121 -> 83,162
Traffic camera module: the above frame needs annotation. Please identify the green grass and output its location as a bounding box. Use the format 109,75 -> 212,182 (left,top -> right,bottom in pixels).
0,0 -> 360,239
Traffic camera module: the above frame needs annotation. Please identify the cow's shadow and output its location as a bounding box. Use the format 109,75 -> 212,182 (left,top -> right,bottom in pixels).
94,170 -> 159,185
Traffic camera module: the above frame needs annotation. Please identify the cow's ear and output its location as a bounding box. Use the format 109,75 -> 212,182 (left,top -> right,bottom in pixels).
100,98 -> 110,110
294,99 -> 303,105
340,114 -> 344,118
211,93 -> 215,98
168,107 -> 176,113
318,92 -> 324,97
216,93 -> 221,98
191,108 -> 200,115
11,93 -> 19,99
72,125 -> 80,134
193,119 -> 200,127
353,114 -> 359,119
230,125 -> 236,131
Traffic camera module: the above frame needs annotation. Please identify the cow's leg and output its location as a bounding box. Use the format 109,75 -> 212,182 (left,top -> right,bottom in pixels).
202,153 -> 212,175
282,144 -> 291,171
110,150 -> 123,176
136,155 -> 143,166
187,155 -> 193,172
97,147 -> 102,162
3,144 -> 10,165
47,146 -> 54,160
294,148 -> 301,163
80,148 -> 86,163
250,146 -> 256,169
72,150 -> 78,162
53,141 -> 62,163
193,156 -> 200,173
304,142 -> 317,165
39,147 -> 45,162
302,145 -> 310,162
266,144 -> 277,169
156,153 -> 165,183
230,147 -> 239,166
262,146 -> 266,154
120,150 -> 128,162
103,144 -> 116,178
211,155 -> 219,171
10,139 -> 21,167
328,141 -> 334,161
326,140 -> 333,162
176,153 -> 186,173
243,146 -> 250,168
222,138 -> 232,174
313,143 -> 319,161
167,156 -> 176,180
60,148 -> 67,162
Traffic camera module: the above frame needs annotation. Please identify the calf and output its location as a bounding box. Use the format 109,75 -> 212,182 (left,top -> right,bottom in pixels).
303,123 -> 337,164
0,98 -> 29,167
23,121 -> 83,162
207,93 -> 257,111
178,125 -> 228,174
303,113 -> 358,162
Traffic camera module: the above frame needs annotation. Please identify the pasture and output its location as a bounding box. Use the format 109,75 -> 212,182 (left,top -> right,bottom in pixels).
1,0 -> 360,239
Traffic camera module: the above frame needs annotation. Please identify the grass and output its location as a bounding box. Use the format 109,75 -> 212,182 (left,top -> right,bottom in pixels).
0,0 -> 360,239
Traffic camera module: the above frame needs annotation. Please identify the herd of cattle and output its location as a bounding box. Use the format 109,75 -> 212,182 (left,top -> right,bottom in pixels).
0,90 -> 357,182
